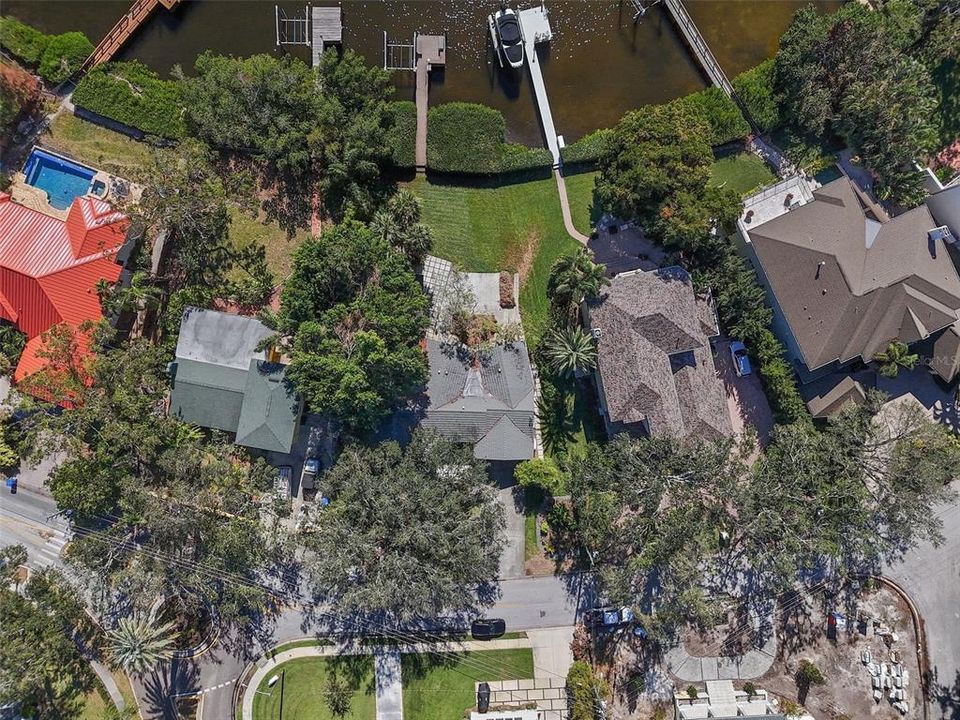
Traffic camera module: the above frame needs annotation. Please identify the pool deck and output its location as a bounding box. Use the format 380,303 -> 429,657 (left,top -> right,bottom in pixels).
9,174 -> 70,220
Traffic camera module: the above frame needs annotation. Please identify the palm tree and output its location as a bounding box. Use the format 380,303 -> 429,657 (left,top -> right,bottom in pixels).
874,340 -> 919,378
547,248 -> 609,319
542,326 -> 598,377
107,611 -> 179,675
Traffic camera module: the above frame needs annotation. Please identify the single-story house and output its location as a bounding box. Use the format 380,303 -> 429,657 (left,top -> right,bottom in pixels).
168,307 -> 303,454
582,266 -> 733,442
0,193 -> 129,396
741,177 -> 960,380
419,338 -> 536,461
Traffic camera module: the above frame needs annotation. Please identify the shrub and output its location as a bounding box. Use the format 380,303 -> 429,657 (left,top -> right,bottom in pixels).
386,100 -> 416,168
73,61 -> 185,139
743,682 -> 756,699
686,685 -> 699,699
796,659 -> 826,687
515,457 -> 567,496
567,661 -> 609,720
0,17 -> 50,65
38,32 -> 92,85
733,59 -> 781,133
560,128 -> 613,167
671,87 -> 750,146
0,324 -> 26,368
427,102 -> 552,175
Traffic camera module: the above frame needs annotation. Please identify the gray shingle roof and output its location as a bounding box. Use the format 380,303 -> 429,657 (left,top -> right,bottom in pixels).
584,267 -> 733,442
169,307 -> 302,453
420,339 -> 535,461
749,178 -> 960,371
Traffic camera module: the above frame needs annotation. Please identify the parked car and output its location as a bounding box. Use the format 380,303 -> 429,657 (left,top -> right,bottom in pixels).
471,617 -> 506,640
729,340 -> 753,377
477,682 -> 491,713
300,457 -> 320,491
5,476 -> 17,494
587,606 -> 634,628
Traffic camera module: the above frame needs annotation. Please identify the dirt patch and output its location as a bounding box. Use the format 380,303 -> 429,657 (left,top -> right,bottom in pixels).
523,553 -> 555,577
682,604 -> 760,658
504,230 -> 541,283
759,583 -> 922,720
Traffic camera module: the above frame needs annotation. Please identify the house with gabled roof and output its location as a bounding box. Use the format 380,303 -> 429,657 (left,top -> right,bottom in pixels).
583,266 -> 733,442
168,307 -> 304,454
0,192 -> 128,391
741,177 -> 960,380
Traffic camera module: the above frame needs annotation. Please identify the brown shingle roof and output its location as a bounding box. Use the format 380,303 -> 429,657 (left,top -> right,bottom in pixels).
749,179 -> 960,371
584,267 -> 733,442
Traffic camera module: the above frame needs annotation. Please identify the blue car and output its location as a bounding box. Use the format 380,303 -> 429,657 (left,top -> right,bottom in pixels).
729,341 -> 753,377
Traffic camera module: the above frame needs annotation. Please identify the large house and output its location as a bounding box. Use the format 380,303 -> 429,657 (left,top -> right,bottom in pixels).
168,307 -> 303,454
419,339 -> 536,462
0,192 -> 128,390
583,266 -> 733,442
741,177 -> 960,379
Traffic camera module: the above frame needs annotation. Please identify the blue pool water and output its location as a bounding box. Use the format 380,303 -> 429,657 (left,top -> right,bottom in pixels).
23,148 -> 96,211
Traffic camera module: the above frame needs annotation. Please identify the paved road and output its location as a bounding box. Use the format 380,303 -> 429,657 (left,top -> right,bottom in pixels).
0,483 -> 68,569
884,482 -> 960,720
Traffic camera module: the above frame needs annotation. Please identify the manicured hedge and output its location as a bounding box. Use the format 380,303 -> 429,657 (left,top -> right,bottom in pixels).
427,102 -> 552,175
0,17 -> 49,65
73,61 -> 185,139
670,87 -> 750,146
559,128 -> 612,167
732,59 -> 781,133
386,100 -> 416,168
0,18 -> 91,85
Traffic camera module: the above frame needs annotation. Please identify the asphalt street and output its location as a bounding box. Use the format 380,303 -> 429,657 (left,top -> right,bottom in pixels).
0,483 -> 68,569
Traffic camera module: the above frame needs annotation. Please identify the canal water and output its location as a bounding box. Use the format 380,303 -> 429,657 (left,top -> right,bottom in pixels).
3,0 -> 837,147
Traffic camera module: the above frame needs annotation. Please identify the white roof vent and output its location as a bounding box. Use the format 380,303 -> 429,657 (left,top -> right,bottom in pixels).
592,327 -> 602,340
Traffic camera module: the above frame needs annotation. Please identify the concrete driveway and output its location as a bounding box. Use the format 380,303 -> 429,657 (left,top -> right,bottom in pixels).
884,481 -> 960,720
490,461 -> 526,580
714,339 -> 774,449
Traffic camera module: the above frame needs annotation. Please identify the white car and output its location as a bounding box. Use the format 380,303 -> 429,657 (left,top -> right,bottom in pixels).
729,340 -> 753,377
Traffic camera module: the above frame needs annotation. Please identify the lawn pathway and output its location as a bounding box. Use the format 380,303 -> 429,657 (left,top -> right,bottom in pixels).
554,169 -> 590,245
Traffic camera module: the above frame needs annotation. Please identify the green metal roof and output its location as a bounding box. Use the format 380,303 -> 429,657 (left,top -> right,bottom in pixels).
235,360 -> 302,454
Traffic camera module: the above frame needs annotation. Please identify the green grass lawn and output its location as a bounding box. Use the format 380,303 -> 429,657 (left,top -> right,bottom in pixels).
252,656 -> 376,720
402,649 -> 535,720
563,170 -> 601,237
43,112 -> 168,182
406,175 -> 581,348
709,152 -> 776,196
228,206 -> 311,283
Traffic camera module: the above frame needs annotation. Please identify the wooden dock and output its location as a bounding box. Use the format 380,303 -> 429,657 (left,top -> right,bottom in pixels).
414,34 -> 446,172
78,0 -> 181,76
518,5 -> 560,167
311,6 -> 342,66
661,0 -> 733,96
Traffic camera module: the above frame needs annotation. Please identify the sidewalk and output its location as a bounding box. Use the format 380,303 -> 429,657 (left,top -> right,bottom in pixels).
374,650 -> 403,720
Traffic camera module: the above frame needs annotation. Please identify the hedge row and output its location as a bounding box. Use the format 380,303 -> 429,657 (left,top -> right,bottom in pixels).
732,59 -> 781,133
669,87 -> 750,146
749,327 -> 809,425
386,100 -> 416,168
427,102 -> 552,175
72,61 -> 185,139
559,128 -> 612,167
0,17 -> 92,85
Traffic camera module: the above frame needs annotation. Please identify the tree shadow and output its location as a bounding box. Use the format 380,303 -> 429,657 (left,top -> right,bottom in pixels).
139,658 -> 200,720
930,667 -> 960,720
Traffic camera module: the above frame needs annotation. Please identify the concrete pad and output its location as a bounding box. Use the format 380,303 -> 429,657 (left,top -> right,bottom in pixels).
701,657 -> 719,681
498,486 -> 525,579
518,679 -> 534,690
528,627 -> 574,682
502,679 -> 519,691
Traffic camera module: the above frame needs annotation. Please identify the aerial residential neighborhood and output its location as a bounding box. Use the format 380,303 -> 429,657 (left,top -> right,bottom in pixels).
0,2 -> 958,720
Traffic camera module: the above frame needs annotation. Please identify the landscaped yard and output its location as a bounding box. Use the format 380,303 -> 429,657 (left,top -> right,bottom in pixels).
563,170 -> 600,237
78,667 -> 135,720
709,152 -> 776,196
252,656 -> 376,720
406,175 -> 581,347
228,206 -> 311,283
42,112 -> 167,182
401,649 -> 535,720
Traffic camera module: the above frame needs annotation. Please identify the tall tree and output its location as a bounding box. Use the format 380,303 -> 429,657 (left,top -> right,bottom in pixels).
541,326 -> 598,377
370,189 -> 434,266
873,340 -> 920,378
304,431 -> 504,621
547,247 -> 609,322
107,611 -> 179,676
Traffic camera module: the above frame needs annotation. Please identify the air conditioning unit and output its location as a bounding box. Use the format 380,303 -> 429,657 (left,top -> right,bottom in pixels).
592,327 -> 602,340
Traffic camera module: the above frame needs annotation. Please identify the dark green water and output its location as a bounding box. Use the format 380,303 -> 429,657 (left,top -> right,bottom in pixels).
2,0 -> 838,146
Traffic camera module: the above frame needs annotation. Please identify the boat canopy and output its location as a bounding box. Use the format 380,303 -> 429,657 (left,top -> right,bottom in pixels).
498,15 -> 521,44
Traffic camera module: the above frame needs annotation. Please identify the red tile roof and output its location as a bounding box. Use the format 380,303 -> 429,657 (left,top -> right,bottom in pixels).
0,193 -> 128,388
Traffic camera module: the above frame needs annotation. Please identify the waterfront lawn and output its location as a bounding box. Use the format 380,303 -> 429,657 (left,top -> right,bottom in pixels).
563,170 -> 600,237
228,206 -> 311,283
401,649 -> 535,720
709,152 -> 776,196
43,112 -> 165,182
252,656 -> 375,720
406,175 -> 580,347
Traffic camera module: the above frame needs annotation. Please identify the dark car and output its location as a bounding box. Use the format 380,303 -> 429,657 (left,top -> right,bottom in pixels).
477,682 -> 491,713
471,617 -> 506,640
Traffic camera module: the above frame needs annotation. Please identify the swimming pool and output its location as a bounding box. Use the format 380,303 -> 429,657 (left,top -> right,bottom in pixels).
23,148 -> 96,211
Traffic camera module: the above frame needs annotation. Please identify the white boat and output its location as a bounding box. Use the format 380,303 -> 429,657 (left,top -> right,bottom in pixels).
488,5 -> 524,69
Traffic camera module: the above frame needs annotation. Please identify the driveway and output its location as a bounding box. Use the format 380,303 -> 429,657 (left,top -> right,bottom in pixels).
884,480 -> 960,720
714,339 -> 774,449
490,461 -> 525,580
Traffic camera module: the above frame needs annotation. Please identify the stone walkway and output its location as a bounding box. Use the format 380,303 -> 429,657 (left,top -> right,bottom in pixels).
554,169 -> 590,245
663,632 -> 777,682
